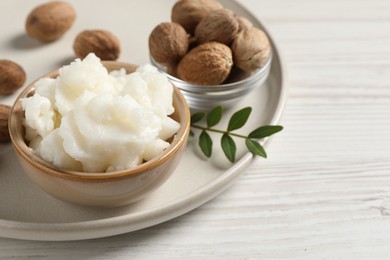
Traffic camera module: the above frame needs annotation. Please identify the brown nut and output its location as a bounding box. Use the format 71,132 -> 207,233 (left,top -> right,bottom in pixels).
25,1 -> 76,42
0,60 -> 26,95
73,30 -> 121,60
149,22 -> 189,66
171,0 -> 223,35
177,41 -> 233,85
195,9 -> 239,45
0,104 -> 11,143
236,15 -> 253,31
231,27 -> 271,73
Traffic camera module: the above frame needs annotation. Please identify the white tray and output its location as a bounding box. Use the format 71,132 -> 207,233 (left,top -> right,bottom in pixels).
0,0 -> 287,241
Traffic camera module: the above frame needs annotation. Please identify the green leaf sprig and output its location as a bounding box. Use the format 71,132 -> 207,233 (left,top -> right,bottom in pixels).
190,106 -> 283,163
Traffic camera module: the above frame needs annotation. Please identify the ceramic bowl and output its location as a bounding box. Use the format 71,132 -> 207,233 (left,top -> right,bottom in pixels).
8,61 -> 191,208
150,51 -> 272,111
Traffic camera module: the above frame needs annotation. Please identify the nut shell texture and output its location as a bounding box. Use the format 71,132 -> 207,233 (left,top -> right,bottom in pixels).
171,0 -> 223,34
73,30 -> 121,60
0,104 -> 11,142
195,9 -> 239,45
232,27 -> 271,72
149,22 -> 189,66
177,42 -> 233,85
0,60 -> 26,95
25,1 -> 76,42
236,15 -> 253,31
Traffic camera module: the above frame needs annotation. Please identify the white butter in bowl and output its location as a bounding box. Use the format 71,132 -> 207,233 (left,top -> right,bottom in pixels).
21,53 -> 180,173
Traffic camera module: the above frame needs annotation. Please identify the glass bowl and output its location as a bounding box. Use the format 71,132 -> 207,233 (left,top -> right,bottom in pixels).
151,51 -> 272,111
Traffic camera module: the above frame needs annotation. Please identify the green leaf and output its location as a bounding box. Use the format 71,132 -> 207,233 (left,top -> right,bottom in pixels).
191,112 -> 205,124
221,134 -> 236,163
227,107 -> 252,132
245,139 -> 267,158
191,106 -> 283,162
248,125 -> 283,139
199,131 -> 213,157
207,106 -> 223,128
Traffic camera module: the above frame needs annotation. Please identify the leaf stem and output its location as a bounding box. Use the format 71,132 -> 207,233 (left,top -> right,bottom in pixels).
191,124 -> 249,139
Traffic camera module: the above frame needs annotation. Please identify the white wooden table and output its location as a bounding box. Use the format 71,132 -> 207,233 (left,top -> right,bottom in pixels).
1,0 -> 390,258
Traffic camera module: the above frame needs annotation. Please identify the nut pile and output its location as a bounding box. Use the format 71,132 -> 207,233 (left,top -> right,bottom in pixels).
149,0 -> 271,86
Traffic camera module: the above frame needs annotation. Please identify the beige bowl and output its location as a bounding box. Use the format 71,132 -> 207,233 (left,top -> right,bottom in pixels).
8,61 -> 191,208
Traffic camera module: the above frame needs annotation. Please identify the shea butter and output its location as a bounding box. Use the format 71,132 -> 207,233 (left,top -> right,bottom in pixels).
22,53 -> 180,173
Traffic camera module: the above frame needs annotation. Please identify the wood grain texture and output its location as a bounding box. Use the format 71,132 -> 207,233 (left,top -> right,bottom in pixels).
1,0 -> 390,259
